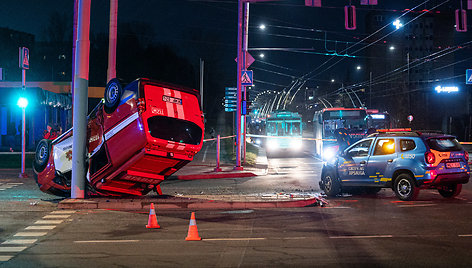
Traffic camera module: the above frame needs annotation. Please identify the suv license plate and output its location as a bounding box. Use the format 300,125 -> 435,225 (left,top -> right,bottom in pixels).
446,162 -> 461,169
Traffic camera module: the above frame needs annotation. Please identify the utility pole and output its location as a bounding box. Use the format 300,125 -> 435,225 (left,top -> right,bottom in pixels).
71,0 -> 91,199
107,0 -> 118,82
200,59 -> 204,111
369,71 -> 372,108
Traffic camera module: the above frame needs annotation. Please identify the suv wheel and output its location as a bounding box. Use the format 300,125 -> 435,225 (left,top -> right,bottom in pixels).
393,173 -> 419,201
322,171 -> 341,197
438,184 -> 462,198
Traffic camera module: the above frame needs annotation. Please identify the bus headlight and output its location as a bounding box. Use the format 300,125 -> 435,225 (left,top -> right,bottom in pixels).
267,139 -> 279,149
290,139 -> 302,150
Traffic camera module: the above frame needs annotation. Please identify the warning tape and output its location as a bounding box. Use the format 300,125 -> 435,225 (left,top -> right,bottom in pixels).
247,134 -> 336,142
203,134 -> 472,145
203,135 -> 236,142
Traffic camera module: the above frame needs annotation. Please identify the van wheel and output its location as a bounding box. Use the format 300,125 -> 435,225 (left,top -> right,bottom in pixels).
322,171 -> 341,197
33,139 -> 51,173
438,184 -> 462,198
393,173 -> 419,201
104,78 -> 123,113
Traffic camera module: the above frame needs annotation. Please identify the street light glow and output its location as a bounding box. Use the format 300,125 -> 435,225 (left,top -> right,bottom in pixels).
356,65 -> 362,70
389,46 -> 395,50
393,19 -> 403,29
259,53 -> 265,58
259,24 -> 266,30
435,85 -> 459,93
331,79 -> 335,82
17,97 -> 28,108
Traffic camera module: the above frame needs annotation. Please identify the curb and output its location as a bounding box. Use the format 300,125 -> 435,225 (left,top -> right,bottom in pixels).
176,172 -> 257,180
58,196 -> 323,210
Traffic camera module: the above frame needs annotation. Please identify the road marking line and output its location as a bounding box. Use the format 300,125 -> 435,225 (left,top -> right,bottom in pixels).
0,189 -> 5,191
458,234 -> 472,237
43,215 -> 71,219
0,256 -> 13,261
25,225 -> 56,230
6,183 -> 23,185
0,247 -> 27,252
74,240 -> 140,243
397,204 -> 436,208
329,235 -> 393,239
34,220 -> 64,224
204,238 -> 266,241
324,206 -> 352,209
50,210 -> 76,214
14,232 -> 47,237
455,197 -> 467,201
2,239 -> 37,245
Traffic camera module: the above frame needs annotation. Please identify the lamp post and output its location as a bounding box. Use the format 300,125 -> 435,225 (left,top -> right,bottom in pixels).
17,97 -> 28,178
18,46 -> 29,178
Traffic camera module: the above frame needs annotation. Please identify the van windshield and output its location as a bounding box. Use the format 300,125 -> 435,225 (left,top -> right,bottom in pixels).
427,137 -> 463,152
147,116 -> 202,145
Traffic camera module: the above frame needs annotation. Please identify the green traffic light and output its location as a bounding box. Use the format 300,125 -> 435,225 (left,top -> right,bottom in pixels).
17,97 -> 28,108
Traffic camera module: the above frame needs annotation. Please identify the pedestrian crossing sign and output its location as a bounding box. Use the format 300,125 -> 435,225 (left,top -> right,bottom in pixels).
19,47 -> 29,70
241,70 -> 253,86
467,69 -> 472,84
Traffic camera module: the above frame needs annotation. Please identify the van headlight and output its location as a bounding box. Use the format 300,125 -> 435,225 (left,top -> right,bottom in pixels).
323,148 -> 336,160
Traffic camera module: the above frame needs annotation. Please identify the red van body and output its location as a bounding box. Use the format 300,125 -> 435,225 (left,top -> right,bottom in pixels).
33,78 -> 204,197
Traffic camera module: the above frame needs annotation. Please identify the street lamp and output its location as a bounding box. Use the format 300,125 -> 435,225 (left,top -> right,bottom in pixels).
17,96 -> 28,178
259,24 -> 266,30
259,53 -> 265,58
356,65 -> 362,70
393,19 -> 403,29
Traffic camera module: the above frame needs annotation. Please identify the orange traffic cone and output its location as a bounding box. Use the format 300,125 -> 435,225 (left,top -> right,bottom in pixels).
146,203 -> 160,229
185,212 -> 201,241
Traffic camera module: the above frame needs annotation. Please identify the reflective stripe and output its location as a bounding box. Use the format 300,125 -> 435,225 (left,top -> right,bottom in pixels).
166,142 -> 175,149
174,91 -> 185,119
104,112 -> 139,141
189,219 -> 196,225
163,88 -> 174,117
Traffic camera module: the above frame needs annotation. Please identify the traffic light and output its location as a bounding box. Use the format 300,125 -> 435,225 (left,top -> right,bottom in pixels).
456,9 -> 467,32
305,0 -> 321,7
17,97 -> 28,108
345,5 -> 356,30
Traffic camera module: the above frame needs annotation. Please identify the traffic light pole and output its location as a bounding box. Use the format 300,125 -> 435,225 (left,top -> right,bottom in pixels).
235,0 -> 243,170
242,2 -> 249,164
19,69 -> 27,178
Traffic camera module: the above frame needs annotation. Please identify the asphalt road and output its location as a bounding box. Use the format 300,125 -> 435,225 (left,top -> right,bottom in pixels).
1,199 -> 472,267
1,146 -> 472,267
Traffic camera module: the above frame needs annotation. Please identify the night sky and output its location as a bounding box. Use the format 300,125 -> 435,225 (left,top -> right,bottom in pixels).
0,0 -> 469,94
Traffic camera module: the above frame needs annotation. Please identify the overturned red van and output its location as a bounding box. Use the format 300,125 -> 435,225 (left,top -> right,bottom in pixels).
33,78 -> 204,197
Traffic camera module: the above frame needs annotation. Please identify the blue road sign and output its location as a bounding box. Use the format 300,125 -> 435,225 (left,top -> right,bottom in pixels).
241,70 -> 253,86
467,69 -> 472,84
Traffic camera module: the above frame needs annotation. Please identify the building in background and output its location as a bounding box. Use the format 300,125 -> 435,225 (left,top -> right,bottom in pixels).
365,10 -> 469,138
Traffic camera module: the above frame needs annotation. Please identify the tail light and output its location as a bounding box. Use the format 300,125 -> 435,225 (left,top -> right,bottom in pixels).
465,151 -> 469,162
137,98 -> 146,114
425,151 -> 435,164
